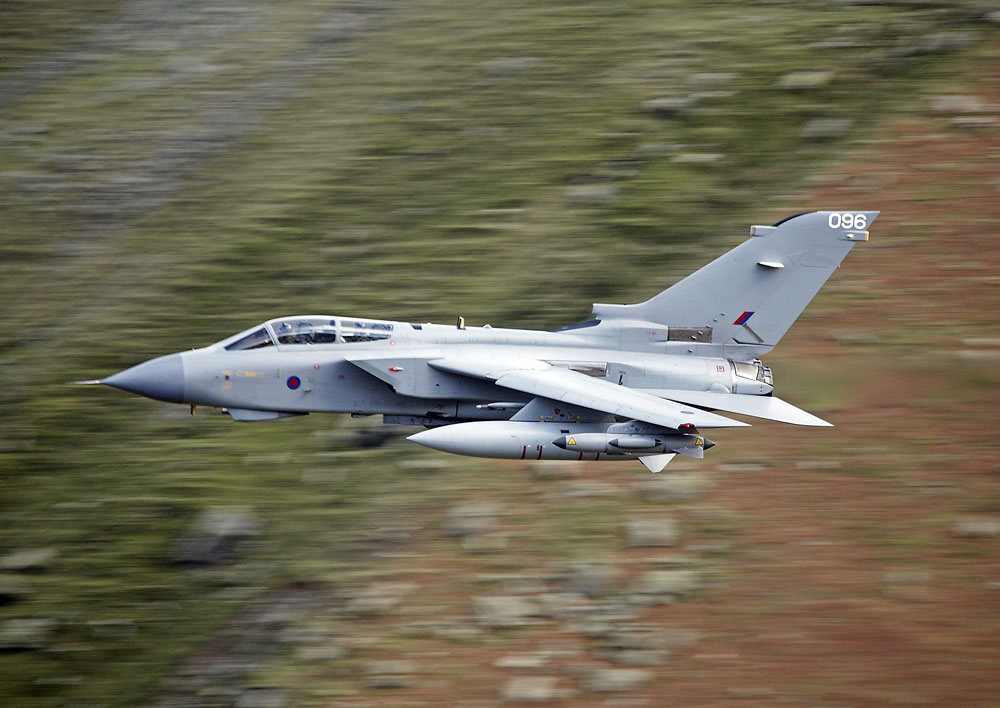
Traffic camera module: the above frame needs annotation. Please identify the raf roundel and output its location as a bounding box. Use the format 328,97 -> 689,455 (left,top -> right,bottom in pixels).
286,376 -> 301,390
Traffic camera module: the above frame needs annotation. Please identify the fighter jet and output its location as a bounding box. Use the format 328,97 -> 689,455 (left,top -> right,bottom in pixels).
90,210 -> 876,472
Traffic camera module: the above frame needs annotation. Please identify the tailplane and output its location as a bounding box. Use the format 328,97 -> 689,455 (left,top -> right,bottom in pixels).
593,211 -> 877,353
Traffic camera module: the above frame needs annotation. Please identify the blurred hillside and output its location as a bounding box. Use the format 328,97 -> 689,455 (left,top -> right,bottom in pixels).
1,1 -> 998,706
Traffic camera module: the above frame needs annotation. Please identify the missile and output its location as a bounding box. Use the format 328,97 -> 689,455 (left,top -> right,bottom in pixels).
551,433 -> 714,457
407,421 -> 714,462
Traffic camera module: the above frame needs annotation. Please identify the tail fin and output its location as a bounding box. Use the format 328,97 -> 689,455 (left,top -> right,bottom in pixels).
593,211 -> 877,353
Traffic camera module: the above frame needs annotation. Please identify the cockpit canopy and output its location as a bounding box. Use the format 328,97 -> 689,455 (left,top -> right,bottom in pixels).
222,316 -> 395,351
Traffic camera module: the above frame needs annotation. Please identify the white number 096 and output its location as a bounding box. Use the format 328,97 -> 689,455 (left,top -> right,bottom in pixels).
828,212 -> 867,230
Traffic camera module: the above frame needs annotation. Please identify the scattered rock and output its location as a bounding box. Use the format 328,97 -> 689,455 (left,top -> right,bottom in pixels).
363,660 -> 417,689
583,667 -> 651,692
634,473 -> 708,501
892,32 -> 977,58
624,517 -> 679,548
173,506 -> 261,566
343,581 -> 417,616
0,618 -> 56,651
929,94 -> 991,114
564,563 -> 622,598
279,622 -> 338,648
236,687 -> 288,708
494,652 -> 551,669
567,183 -> 618,203
672,152 -> 723,164
7,124 -> 50,136
688,72 -> 737,87
630,569 -> 700,602
87,619 -> 137,640
0,575 -> 30,604
461,532 -> 508,553
775,70 -> 834,90
535,592 -> 590,620
473,595 -> 540,629
553,481 -> 617,498
951,516 -> 1000,538
882,571 -> 931,600
800,117 -> 855,140
444,504 -> 498,538
642,96 -> 698,117
950,115 -> 998,131
598,627 -> 670,666
502,676 -> 562,701
0,548 -> 58,573
482,56 -> 538,77
353,425 -> 398,448
295,642 -> 346,662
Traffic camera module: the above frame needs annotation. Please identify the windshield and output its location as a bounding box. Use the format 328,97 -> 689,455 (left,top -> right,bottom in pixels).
224,327 -> 275,351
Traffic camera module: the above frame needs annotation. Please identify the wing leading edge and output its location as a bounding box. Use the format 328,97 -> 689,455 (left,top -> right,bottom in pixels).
429,357 -> 749,430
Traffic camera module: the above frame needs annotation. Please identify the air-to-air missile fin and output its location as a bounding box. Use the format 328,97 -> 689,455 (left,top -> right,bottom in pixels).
592,210 -> 879,355
639,454 -> 675,473
646,389 -> 832,427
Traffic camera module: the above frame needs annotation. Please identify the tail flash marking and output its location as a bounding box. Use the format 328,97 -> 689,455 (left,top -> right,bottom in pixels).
733,311 -> 755,326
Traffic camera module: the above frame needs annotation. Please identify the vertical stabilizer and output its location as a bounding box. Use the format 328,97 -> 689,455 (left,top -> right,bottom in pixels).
593,211 -> 877,352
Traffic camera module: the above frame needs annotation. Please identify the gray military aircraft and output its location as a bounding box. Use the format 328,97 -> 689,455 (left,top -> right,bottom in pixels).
90,210 -> 876,472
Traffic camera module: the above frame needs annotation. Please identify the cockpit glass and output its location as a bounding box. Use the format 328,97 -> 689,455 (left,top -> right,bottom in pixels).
224,327 -> 275,351
342,321 -> 393,343
260,317 -> 394,346
274,318 -> 339,345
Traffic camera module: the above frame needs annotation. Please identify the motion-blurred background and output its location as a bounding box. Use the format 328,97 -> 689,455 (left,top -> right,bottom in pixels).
1,1 -> 998,706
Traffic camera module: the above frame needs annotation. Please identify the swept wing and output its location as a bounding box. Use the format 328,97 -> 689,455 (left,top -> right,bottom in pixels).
428,357 -> 749,430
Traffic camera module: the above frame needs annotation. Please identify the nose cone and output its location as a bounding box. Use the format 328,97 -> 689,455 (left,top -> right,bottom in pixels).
103,353 -> 186,403
407,427 -> 458,453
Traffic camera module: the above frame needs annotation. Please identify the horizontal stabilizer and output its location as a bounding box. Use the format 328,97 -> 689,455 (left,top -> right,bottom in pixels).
644,389 -> 832,427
